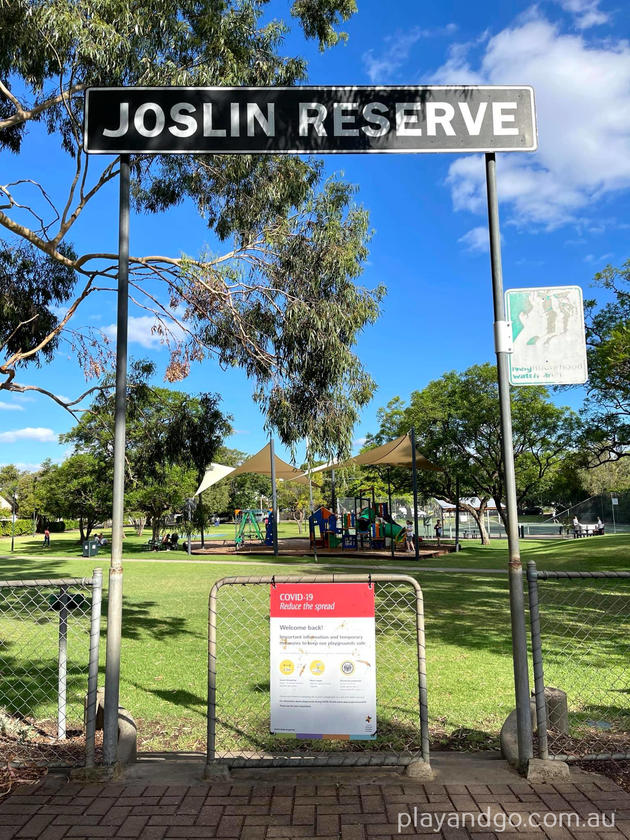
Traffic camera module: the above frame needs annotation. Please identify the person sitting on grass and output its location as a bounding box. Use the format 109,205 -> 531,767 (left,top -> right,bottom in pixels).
161,532 -> 171,549
170,532 -> 179,549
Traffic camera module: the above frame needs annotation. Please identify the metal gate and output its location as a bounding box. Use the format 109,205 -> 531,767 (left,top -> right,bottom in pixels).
0,570 -> 102,768
206,573 -> 429,768
527,563 -> 630,762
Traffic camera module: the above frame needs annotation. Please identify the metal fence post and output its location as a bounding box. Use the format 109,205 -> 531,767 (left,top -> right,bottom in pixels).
414,580 -> 430,763
526,561 -> 548,759
86,568 -> 103,767
207,581 -> 219,763
57,586 -> 69,740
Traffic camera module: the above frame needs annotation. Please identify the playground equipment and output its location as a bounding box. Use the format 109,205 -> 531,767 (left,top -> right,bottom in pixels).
309,490 -> 406,552
234,509 -> 275,548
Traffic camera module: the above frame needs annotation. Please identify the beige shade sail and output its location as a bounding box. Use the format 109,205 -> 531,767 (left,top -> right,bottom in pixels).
306,433 -> 441,473
228,442 -> 310,484
195,443 -> 310,496
194,462 -> 236,496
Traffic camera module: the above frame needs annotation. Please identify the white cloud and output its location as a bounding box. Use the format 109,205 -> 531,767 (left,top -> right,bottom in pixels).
0,402 -> 24,412
557,0 -> 609,29
0,427 -> 57,443
458,226 -> 490,253
434,14 -> 630,232
353,437 -> 367,448
103,315 -> 186,349
363,24 -> 458,83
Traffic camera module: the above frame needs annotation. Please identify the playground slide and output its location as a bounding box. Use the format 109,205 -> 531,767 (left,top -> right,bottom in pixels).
380,520 -> 406,543
358,507 -> 405,543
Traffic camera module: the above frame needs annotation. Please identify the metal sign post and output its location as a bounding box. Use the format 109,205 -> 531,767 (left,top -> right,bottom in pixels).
85,83 -> 538,770
103,154 -> 130,765
484,152 -> 532,769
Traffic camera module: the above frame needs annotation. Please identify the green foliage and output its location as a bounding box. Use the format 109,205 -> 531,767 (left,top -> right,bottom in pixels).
371,363 -> 578,541
0,518 -> 32,536
1,0 -> 379,460
0,240 -> 77,363
582,259 -> 630,463
36,454 -> 111,539
62,373 -> 231,528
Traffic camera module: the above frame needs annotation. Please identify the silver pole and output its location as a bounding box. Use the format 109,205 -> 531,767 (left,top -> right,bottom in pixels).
485,152 -> 532,770
57,586 -> 68,740
611,495 -> 617,534
454,476 -> 461,551
86,568 -> 103,767
10,501 -> 15,553
103,154 -> 130,765
410,427 -> 420,561
269,438 -> 279,556
306,438 -> 318,563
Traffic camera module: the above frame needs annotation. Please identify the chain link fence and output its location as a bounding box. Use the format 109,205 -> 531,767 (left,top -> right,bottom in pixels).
527,565 -> 630,766
0,570 -> 102,770
207,574 -> 429,768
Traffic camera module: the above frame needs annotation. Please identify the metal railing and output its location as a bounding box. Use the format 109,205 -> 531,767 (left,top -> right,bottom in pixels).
527,563 -> 630,763
207,574 -> 429,768
0,570 -> 102,769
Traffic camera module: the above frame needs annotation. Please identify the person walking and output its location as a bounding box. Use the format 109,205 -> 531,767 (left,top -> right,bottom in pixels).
405,520 -> 414,553
43,527 -> 50,547
434,520 -> 442,543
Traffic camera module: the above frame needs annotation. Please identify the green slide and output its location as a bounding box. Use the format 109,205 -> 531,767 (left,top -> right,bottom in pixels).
380,521 -> 406,543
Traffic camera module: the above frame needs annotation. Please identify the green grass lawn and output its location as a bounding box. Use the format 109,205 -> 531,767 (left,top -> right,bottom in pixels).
1,532 -> 628,755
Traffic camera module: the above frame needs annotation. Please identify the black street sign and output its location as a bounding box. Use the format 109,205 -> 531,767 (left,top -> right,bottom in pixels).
84,86 -> 537,155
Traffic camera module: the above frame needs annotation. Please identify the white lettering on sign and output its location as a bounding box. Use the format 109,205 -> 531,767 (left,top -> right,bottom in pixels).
134,103 -> 165,137
333,102 -> 359,137
493,102 -> 518,135
299,102 -> 327,136
85,86 -> 537,154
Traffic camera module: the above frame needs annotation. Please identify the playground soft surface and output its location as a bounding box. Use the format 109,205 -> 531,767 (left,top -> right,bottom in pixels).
1,529 -> 629,753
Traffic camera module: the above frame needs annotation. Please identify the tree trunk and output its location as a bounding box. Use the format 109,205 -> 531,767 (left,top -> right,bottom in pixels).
199,492 -> 205,547
467,505 -> 490,545
79,517 -> 86,542
294,511 -> 305,534
152,518 -> 161,542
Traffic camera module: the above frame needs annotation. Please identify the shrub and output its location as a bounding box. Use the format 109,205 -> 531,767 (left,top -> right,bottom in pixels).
0,519 -> 33,537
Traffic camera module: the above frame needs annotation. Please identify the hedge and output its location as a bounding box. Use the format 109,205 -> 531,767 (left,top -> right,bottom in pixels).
0,519 -> 33,537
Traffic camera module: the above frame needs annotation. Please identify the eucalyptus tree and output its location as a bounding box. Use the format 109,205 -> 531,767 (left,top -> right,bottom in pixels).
0,0 -> 382,460
371,363 -> 578,544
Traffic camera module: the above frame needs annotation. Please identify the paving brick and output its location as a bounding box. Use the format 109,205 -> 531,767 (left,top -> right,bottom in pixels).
147,816 -> 196,828
36,828 -> 68,840
239,827 -> 266,840
224,806 -> 271,817
243,816 -> 291,827
144,786 -> 169,798
137,829 -> 167,840
99,805 -> 133,826
342,825 -> 366,840
166,829 -> 215,838
365,823 -> 399,835
290,805 -> 315,825
66,827 -> 115,837
361,796 -> 385,813
216,816 -> 245,837
195,806 -> 224,825
267,827 -> 320,838
119,797 -> 162,807
116,815 -> 150,837
270,798 -> 294,816
83,797 -> 118,816
316,814 -> 339,836
15,814 -> 56,837
177,797 -> 206,815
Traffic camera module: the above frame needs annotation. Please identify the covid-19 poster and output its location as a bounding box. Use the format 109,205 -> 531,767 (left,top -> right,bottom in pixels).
269,583 -> 377,739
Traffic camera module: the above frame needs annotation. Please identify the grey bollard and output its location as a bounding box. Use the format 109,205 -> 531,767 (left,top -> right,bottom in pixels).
545,687 -> 569,734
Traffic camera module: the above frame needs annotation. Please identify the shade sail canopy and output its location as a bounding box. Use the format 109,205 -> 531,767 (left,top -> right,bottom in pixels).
228,443 -> 310,484
195,462 -> 236,496
306,433 -> 441,473
195,443 -> 309,496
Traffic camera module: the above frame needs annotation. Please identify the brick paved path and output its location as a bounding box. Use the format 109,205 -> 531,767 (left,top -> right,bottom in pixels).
1,773 -> 629,840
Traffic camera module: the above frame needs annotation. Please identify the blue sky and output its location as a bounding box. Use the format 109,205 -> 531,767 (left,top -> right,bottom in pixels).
1,0 -> 629,470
